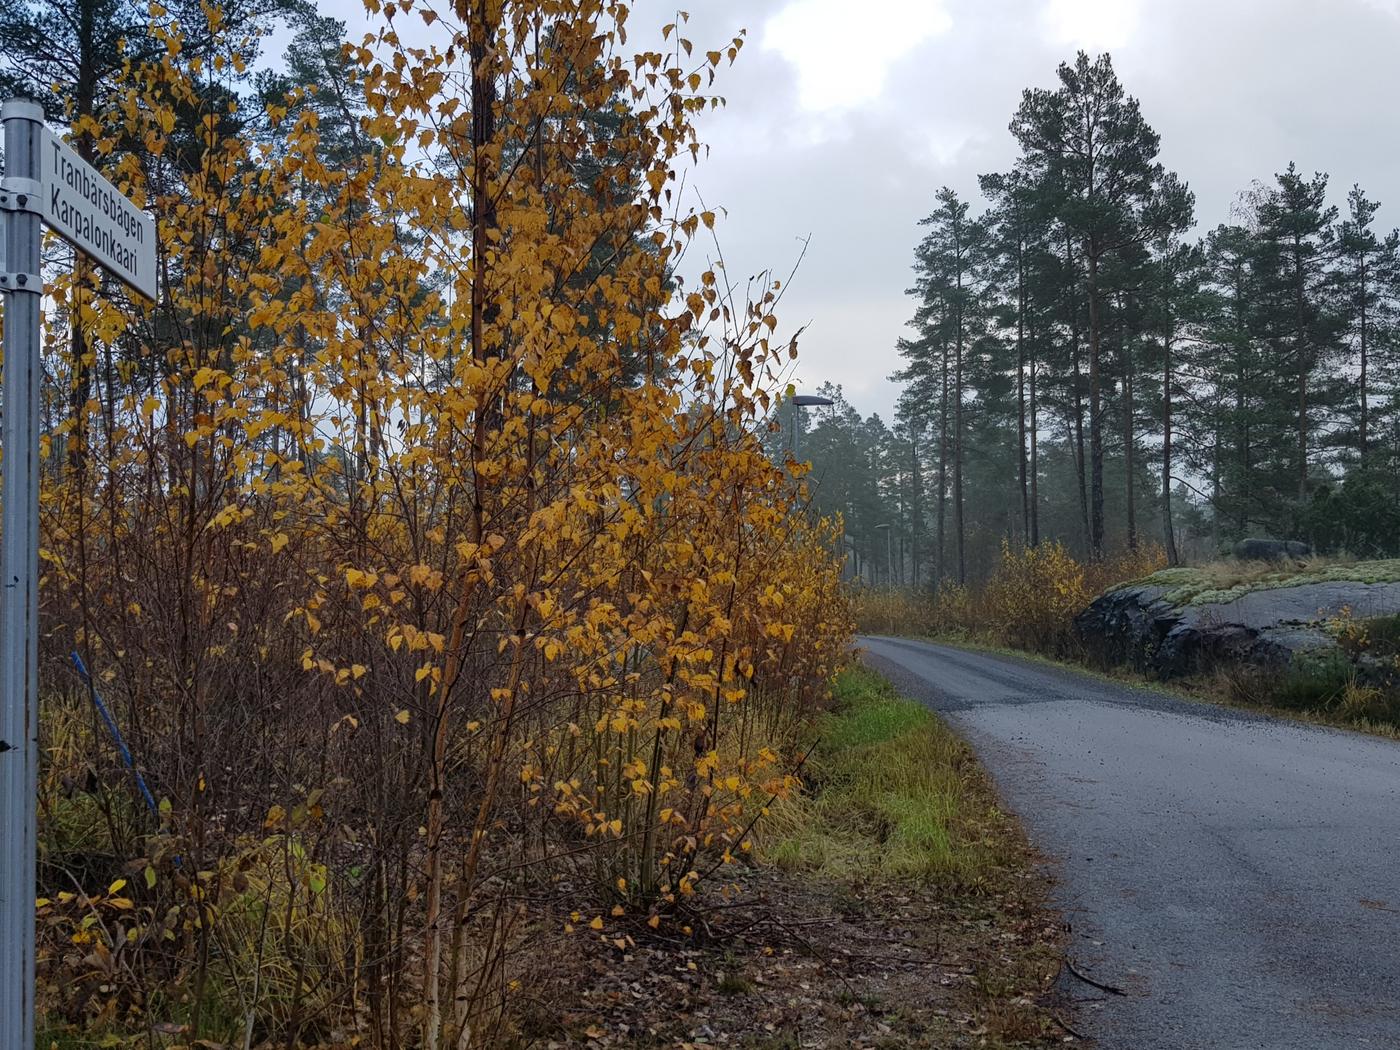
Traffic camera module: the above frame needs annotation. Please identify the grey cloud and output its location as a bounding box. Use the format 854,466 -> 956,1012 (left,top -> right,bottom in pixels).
322,0 -> 1400,419
679,0 -> 1400,418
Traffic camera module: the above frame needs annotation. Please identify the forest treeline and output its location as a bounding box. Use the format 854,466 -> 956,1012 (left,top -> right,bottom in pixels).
781,52 -> 1400,587
5,0 -> 852,1046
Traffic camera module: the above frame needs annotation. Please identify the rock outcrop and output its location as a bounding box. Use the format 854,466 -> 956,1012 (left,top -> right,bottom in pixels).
1231,538 -> 1312,562
1075,578 -> 1400,680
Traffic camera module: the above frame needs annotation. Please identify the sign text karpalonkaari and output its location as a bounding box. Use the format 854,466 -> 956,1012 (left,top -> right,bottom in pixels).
47,140 -> 146,280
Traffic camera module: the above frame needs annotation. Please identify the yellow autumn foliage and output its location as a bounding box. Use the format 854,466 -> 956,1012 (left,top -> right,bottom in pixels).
32,3 -> 852,1045
854,542 -> 1166,653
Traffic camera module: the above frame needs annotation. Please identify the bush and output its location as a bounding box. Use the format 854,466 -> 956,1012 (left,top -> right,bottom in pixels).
1272,652 -> 1354,711
32,5 -> 855,1045
1083,545 -> 1173,599
981,541 -> 1091,652
1338,679 -> 1398,723
851,587 -> 936,636
1212,648 -> 1400,726
854,541 -> 1165,655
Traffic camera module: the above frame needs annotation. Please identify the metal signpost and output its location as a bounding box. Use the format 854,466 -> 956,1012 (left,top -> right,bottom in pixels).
1,97 -> 155,1050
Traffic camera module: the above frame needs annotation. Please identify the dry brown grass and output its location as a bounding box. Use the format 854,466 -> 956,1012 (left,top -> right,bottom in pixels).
854,542 -> 1167,656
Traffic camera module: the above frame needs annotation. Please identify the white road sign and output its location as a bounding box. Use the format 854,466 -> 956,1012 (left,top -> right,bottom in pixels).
39,127 -> 157,300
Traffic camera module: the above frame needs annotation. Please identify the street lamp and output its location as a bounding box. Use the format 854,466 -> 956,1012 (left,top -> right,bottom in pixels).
873,522 -> 894,586
789,392 -> 834,464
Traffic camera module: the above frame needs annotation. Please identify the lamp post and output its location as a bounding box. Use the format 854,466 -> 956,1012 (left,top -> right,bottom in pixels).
874,522 -> 893,586
789,393 -> 834,466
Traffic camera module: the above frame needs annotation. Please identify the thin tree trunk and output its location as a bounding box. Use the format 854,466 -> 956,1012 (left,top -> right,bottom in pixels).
1293,231 -> 1309,502
1210,417 -> 1221,551
937,341 -> 949,588
1072,323 -> 1090,547
425,8 -> 497,1045
1028,320 -> 1040,547
954,274 -> 966,587
1066,233 -> 1090,548
68,4 -> 99,476
910,430 -> 922,586
1016,235 -> 1028,544
1359,254 -> 1369,466
896,446 -> 907,586
1087,247 -> 1105,560
1081,96 -> 1105,561
1121,297 -> 1137,552
1233,265 -> 1249,536
1162,318 -> 1179,565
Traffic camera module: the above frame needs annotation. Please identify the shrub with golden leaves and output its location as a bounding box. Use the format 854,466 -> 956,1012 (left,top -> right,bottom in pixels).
851,586 -> 936,636
980,540 -> 1092,652
851,543 -> 1167,654
1326,605 -> 1372,661
33,3 -> 852,1046
1083,545 -> 1172,599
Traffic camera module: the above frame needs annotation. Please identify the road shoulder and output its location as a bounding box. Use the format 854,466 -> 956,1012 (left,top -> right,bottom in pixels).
541,666 -> 1075,1047
858,632 -> 1400,1050
868,630 -> 1400,741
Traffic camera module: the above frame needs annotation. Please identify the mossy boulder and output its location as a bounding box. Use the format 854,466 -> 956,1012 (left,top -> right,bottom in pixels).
1076,561 -> 1400,680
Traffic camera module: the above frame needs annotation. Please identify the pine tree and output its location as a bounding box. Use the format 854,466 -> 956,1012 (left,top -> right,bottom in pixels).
1251,164 -> 1342,509
1202,223 -> 1268,535
1334,185 -> 1400,470
0,0 -> 145,470
981,168 -> 1042,545
894,392 -> 932,585
1144,233 -> 1204,565
1010,52 -> 1190,559
902,187 -> 991,584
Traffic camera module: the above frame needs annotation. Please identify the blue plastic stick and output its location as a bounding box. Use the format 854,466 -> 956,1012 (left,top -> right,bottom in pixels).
70,651 -> 161,821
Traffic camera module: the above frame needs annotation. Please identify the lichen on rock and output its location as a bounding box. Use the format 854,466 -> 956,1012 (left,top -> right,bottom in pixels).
1077,567 -> 1400,681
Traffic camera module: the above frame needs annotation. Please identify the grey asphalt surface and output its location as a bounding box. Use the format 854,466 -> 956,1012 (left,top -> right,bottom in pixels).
859,635 -> 1400,1050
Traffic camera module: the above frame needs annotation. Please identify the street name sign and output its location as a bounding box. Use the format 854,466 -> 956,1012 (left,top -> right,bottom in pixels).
39,125 -> 157,300
2,97 -> 158,1050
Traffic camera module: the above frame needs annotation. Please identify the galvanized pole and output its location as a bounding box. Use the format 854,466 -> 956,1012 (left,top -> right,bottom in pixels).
0,96 -> 44,1050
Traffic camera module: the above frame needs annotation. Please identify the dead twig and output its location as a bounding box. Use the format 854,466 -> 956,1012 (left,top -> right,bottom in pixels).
833,950 -> 959,967
766,914 -> 859,1000
1065,957 -> 1126,996
1053,1011 -> 1085,1039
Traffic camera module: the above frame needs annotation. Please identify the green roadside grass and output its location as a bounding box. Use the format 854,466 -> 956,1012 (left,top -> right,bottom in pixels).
519,662 -> 1067,1050
746,664 -> 1066,1047
761,665 -> 1022,883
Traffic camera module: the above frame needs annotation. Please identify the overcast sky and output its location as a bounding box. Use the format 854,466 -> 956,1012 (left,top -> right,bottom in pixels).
328,0 -> 1400,420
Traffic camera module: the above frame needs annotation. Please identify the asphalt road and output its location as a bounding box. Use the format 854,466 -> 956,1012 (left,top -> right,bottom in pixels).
859,635 -> 1400,1050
